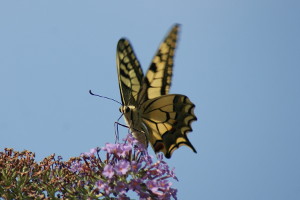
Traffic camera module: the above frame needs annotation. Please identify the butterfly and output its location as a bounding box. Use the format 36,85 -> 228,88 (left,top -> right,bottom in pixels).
116,24 -> 197,158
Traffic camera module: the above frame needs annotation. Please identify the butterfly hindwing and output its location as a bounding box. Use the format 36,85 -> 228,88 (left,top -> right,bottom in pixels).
141,94 -> 197,158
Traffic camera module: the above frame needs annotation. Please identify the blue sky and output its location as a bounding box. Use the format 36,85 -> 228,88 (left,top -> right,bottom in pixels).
1,1 -> 300,199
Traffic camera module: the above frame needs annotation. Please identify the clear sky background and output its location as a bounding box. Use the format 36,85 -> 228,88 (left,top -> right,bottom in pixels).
1,1 -> 299,199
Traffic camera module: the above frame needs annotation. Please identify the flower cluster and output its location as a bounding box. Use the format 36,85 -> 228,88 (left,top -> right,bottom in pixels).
0,134 -> 178,199
70,134 -> 178,199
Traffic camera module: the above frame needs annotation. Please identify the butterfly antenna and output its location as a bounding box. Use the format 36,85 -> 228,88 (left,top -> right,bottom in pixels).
89,90 -> 122,105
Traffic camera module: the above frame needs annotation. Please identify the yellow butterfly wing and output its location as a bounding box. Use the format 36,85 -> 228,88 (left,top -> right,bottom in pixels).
139,24 -> 180,102
116,38 -> 144,106
141,94 -> 197,158
117,38 -> 149,146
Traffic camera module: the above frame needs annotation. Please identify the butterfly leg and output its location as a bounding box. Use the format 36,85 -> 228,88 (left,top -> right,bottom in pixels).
114,121 -> 131,143
113,121 -> 119,143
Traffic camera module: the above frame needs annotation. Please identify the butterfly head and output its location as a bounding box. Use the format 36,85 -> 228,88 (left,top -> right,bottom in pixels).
119,105 -> 133,114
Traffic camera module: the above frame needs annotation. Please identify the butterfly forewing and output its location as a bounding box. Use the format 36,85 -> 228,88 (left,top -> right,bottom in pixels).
139,24 -> 180,102
117,39 -> 144,106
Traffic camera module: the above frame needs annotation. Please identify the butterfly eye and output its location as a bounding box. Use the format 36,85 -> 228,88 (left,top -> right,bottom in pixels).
119,106 -> 130,113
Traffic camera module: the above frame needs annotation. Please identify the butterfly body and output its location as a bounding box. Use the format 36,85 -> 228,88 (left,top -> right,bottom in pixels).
117,24 -> 197,158
120,105 -> 149,147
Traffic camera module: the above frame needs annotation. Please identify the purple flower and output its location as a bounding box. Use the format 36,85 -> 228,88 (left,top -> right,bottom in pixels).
96,180 -> 112,196
102,164 -> 114,178
83,147 -> 98,157
155,162 -> 168,176
145,179 -> 176,199
124,133 -> 138,145
115,160 -> 130,175
70,161 -> 82,173
129,178 -> 142,191
102,143 -> 117,154
157,179 -> 172,189
130,160 -> 141,173
102,143 -> 132,157
90,148 -> 97,154
146,169 -> 160,178
115,143 -> 132,158
146,180 -> 162,196
119,143 -> 132,157
125,134 -> 147,151
96,180 -> 106,190
141,153 -> 153,165
115,181 -> 127,194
